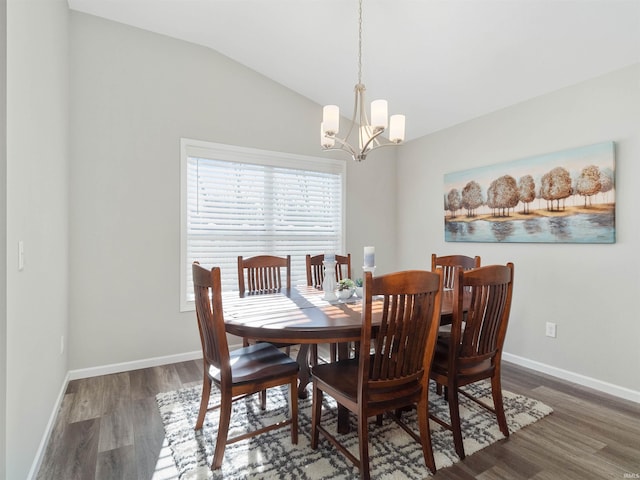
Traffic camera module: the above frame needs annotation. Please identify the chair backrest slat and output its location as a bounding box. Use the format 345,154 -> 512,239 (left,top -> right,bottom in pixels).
361,270 -> 443,402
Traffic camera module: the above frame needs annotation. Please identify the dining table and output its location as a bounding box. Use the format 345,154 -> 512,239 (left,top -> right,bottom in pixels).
223,285 -> 463,431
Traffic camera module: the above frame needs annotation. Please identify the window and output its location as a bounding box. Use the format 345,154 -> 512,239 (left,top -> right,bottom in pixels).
180,139 -> 346,311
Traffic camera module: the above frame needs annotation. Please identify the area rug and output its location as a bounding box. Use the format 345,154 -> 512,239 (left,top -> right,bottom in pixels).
156,381 -> 552,479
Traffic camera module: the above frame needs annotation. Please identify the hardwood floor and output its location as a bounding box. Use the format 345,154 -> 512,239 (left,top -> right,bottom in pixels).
36,350 -> 640,479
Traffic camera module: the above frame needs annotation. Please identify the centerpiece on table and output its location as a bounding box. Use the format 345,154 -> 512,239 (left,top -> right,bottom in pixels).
336,278 -> 355,300
354,278 -> 363,298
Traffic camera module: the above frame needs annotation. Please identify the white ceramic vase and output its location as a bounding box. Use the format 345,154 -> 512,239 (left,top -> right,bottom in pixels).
336,288 -> 354,300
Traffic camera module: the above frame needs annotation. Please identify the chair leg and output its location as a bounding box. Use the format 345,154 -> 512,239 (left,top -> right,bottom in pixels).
447,383 -> 465,459
491,374 -> 509,437
195,376 -> 211,430
212,391 -> 233,470
260,389 -> 267,410
289,377 -> 299,444
357,410 -> 370,480
310,384 -> 323,449
417,396 -> 436,473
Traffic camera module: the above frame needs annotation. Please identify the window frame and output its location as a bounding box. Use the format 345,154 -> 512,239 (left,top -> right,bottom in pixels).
180,138 -> 346,311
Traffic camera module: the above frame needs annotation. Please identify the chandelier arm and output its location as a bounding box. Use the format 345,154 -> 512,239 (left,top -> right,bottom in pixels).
360,127 -> 385,152
368,140 -> 401,152
327,136 -> 358,156
341,84 -> 362,150
356,84 -> 370,131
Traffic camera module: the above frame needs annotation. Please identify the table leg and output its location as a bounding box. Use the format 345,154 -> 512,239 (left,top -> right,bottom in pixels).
336,341 -> 351,434
337,342 -> 350,359
295,344 -> 310,399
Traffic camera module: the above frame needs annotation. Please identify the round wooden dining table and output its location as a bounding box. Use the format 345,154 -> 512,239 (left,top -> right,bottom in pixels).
223,286 -> 458,398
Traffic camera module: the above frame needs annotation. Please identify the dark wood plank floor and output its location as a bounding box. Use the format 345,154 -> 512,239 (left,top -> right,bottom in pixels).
36,348 -> 640,479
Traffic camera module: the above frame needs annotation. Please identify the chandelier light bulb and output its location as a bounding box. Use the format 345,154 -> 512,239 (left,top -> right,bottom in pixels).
322,105 -> 340,136
371,99 -> 388,130
389,114 -> 406,143
321,123 -> 335,148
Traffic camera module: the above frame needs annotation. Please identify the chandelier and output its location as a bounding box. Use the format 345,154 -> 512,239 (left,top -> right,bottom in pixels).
320,0 -> 405,162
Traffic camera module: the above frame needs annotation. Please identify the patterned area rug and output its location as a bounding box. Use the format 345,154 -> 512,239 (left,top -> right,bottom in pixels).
156,381 -> 552,479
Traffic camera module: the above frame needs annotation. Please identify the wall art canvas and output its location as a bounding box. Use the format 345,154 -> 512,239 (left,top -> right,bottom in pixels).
444,142 -> 615,243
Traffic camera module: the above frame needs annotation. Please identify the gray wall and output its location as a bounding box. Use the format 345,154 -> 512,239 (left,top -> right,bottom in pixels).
68,12 -> 397,370
6,4 -> 638,477
5,0 -> 69,478
0,0 -> 6,476
397,64 -> 640,395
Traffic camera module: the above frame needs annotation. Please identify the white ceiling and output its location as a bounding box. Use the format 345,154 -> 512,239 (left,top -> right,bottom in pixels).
67,0 -> 640,141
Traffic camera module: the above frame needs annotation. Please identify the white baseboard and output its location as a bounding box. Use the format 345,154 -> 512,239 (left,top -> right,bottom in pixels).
503,352 -> 640,404
68,350 -> 203,380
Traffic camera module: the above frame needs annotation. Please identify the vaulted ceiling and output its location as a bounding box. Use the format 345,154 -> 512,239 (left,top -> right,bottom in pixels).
67,0 -> 640,141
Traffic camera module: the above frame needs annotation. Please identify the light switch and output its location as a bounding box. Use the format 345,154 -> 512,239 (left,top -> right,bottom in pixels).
545,322 -> 557,338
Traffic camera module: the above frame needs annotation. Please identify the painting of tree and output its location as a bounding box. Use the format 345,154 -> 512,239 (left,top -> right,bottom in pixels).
447,188 -> 461,218
443,142 -> 615,243
518,175 -> 535,213
575,164 -> 602,206
461,181 -> 483,217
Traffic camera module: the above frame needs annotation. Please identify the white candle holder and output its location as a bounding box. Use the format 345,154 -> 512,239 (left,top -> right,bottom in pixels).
362,265 -> 376,276
322,260 -> 338,301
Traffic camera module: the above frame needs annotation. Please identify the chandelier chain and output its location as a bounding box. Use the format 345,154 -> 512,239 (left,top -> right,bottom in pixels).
357,0 -> 363,85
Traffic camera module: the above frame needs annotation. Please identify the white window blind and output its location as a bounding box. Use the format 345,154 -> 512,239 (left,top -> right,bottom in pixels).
180,139 -> 345,311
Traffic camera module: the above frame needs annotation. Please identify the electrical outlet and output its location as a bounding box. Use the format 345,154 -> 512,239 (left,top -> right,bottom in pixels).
545,322 -> 557,338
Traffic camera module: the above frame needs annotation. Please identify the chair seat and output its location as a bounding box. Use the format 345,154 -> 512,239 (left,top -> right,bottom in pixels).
312,357 -> 423,411
432,343 -> 493,378
438,320 -> 465,338
311,358 -> 360,402
210,343 -> 298,385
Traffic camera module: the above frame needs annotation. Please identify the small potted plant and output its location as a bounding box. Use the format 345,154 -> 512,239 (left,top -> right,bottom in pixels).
336,278 -> 355,300
354,278 -> 363,298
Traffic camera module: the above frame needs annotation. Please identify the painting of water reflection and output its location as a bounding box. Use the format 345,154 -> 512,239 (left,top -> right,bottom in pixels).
444,142 -> 615,243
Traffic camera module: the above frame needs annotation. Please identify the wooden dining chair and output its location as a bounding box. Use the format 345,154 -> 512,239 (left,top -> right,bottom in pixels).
429,263 -> 514,459
192,262 -> 299,470
431,254 -> 481,395
237,254 -> 296,355
431,254 -> 481,289
305,253 -> 352,289
306,253 -> 352,363
310,269 -> 443,479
